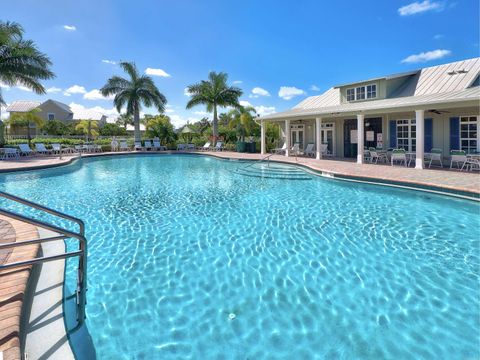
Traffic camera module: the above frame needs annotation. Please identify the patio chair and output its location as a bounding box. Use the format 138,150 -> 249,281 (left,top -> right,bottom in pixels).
74,145 -> 84,153
369,147 -> 387,164
290,143 -> 301,157
198,142 -> 211,151
177,143 -> 186,151
186,144 -> 195,151
52,143 -> 63,154
391,149 -> 407,166
144,140 -> 153,151
134,141 -> 143,151
2,148 -> 19,160
273,143 -> 286,155
18,144 -> 34,156
464,157 -> 480,171
94,144 -> 102,153
214,142 -> 224,151
153,139 -> 166,151
304,143 -> 315,157
119,141 -> 130,151
35,143 -> 51,155
450,150 -> 467,170
320,144 -> 330,157
426,148 -> 443,168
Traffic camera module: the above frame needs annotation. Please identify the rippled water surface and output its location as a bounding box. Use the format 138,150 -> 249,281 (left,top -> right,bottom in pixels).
1,154 -> 479,359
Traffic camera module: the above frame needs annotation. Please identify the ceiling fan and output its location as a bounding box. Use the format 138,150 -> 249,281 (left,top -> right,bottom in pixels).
427,109 -> 450,115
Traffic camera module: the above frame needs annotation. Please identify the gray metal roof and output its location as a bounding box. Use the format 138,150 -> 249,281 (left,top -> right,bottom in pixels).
6,100 -> 42,112
262,58 -> 480,121
42,99 -> 72,113
73,109 -> 105,121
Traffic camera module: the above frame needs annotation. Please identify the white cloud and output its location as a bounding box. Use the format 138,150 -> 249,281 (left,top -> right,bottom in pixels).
184,88 -> 192,96
401,49 -> 451,63
69,102 -> 119,117
65,85 -> 87,94
239,100 -> 252,107
102,59 -> 116,65
232,80 -> 243,84
83,89 -> 114,101
310,85 -> 321,91
63,25 -> 77,31
63,92 -> 71,97
433,34 -> 444,40
194,110 -> 209,116
249,87 -> 270,98
47,86 -> 62,93
165,108 -> 175,113
17,85 -> 32,92
278,86 -> 306,100
255,105 -> 276,116
145,68 -> 171,77
398,1 -> 443,16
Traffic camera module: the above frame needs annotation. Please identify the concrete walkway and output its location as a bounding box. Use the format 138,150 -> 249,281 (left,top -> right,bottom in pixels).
0,151 -> 478,196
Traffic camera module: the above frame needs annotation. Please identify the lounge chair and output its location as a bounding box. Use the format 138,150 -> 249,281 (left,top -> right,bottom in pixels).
213,142 -> 224,151
177,143 -> 186,151
450,150 -> 467,170
94,144 -> 102,153
2,148 -> 19,160
391,149 -> 407,166
273,143 -> 286,155
464,156 -> 480,171
198,142 -> 211,151
426,148 -> 443,168
35,143 -> 51,155
153,140 -> 166,151
18,144 -> 34,156
144,140 -> 153,151
119,141 -> 130,151
74,145 -> 84,153
186,144 -> 195,151
304,143 -> 315,157
320,144 -> 330,157
52,143 -> 63,154
134,141 -> 143,151
290,143 -> 301,156
369,147 -> 387,164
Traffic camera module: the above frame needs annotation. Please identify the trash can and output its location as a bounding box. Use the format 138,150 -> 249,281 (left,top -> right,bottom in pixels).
236,141 -> 247,152
246,142 -> 256,153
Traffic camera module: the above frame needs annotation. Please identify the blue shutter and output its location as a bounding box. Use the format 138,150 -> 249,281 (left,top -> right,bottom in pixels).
449,117 -> 460,150
424,118 -> 433,152
389,120 -> 397,148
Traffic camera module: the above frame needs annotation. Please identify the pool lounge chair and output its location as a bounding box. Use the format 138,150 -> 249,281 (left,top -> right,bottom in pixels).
152,140 -> 166,151
304,143 -> 315,157
119,141 -> 130,151
425,148 -> 443,168
198,142 -> 211,151
213,142 -> 224,151
273,143 -> 286,155
450,150 -> 467,170
2,148 -> 19,160
144,140 -> 153,151
320,144 -> 330,157
52,143 -> 63,154
35,143 -> 51,155
391,149 -> 407,166
186,144 -> 195,151
290,143 -> 301,157
134,141 -> 143,151
18,144 -> 34,156
177,143 -> 186,151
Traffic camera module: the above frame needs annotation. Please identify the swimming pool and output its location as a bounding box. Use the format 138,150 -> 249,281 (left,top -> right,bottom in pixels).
1,154 -> 479,359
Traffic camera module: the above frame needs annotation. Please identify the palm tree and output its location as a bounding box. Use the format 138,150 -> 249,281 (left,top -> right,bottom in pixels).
0,21 -> 55,106
186,72 -> 242,140
116,113 -> 133,130
8,108 -> 44,146
75,120 -> 99,142
101,62 -> 167,142
228,106 -> 258,142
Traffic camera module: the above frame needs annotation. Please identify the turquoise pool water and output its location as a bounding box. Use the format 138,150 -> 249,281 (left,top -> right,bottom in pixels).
1,154 -> 479,359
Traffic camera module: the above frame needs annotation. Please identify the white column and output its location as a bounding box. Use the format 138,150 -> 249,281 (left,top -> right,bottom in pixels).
285,119 -> 291,157
260,120 -> 266,155
315,117 -> 322,160
415,109 -> 425,169
357,114 -> 364,164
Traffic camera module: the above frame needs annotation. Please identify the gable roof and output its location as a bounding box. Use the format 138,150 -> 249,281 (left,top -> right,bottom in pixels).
73,109 -> 105,121
40,99 -> 72,113
6,100 -> 42,112
261,58 -> 480,120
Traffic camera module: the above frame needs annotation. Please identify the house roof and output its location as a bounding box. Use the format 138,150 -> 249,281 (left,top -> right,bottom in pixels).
6,100 -> 42,112
261,58 -> 480,121
73,109 -> 105,121
41,99 -> 72,113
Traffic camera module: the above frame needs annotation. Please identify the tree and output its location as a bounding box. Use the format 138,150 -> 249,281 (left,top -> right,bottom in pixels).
185,71 -> 242,140
0,21 -> 55,106
227,106 -> 258,142
100,123 -> 127,136
101,62 -> 167,142
116,113 -> 133,130
41,119 -> 69,136
145,115 -> 176,145
8,108 -> 44,146
75,120 -> 99,141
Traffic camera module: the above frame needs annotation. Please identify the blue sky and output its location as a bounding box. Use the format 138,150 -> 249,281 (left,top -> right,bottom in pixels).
2,0 -> 479,127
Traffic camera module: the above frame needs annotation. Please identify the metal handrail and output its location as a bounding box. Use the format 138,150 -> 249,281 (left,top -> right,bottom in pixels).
242,153 -> 275,170
0,191 -> 87,332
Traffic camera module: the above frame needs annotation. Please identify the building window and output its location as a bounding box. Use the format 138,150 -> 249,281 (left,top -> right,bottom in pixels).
48,113 -> 55,120
346,88 -> 355,101
460,116 -> 479,153
397,119 -> 416,152
346,83 -> 377,102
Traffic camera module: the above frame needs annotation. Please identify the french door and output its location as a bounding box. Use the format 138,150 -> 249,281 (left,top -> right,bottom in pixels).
291,125 -> 304,149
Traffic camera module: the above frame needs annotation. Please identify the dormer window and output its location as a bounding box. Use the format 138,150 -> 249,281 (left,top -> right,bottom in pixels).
346,83 -> 377,101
